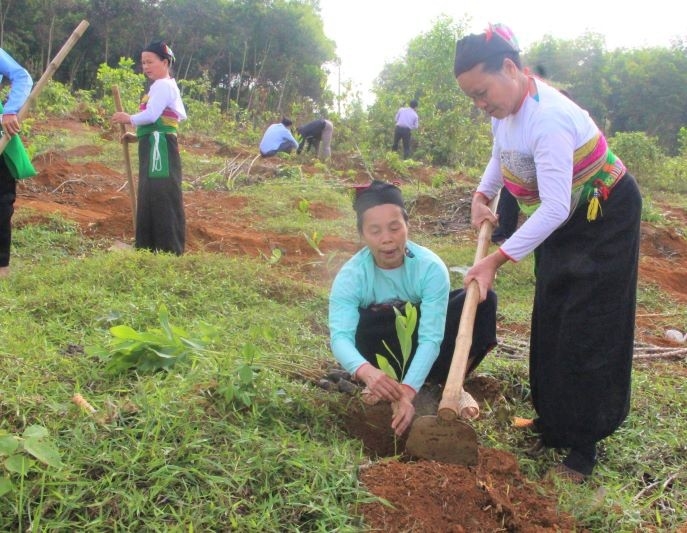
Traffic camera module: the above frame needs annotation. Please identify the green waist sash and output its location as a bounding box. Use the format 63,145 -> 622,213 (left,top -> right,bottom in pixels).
136,121 -> 177,178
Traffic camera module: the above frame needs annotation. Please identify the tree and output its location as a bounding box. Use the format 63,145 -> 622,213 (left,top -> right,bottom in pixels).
368,16 -> 491,167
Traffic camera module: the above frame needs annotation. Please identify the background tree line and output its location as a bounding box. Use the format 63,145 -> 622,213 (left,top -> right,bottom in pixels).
2,1 -> 686,164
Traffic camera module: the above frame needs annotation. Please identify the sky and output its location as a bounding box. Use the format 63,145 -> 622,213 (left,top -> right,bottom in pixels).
319,0 -> 685,105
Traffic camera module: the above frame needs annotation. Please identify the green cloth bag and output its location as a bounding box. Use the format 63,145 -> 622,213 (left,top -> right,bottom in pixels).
0,102 -> 37,180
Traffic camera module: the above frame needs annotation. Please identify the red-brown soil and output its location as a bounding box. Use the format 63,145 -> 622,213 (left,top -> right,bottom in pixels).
16,118 -> 687,532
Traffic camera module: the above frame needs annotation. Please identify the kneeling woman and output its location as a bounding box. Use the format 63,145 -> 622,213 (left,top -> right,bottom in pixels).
329,180 -> 497,436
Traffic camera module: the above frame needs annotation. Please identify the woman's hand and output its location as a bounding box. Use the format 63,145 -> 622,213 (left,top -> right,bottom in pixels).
464,252 -> 505,302
1,113 -> 21,136
391,386 -> 416,436
356,364 -> 403,402
470,192 -> 498,229
111,111 -> 131,125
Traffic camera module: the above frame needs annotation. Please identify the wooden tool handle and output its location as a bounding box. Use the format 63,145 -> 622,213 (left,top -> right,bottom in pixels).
0,20 -> 89,155
438,191 -> 500,420
112,85 -> 137,230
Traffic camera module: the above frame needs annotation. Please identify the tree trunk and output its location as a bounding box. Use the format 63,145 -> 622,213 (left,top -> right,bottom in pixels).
246,40 -> 270,112
235,41 -> 248,107
225,54 -> 232,112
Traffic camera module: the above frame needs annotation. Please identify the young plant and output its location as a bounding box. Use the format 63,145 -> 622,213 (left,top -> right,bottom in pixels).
302,230 -> 324,256
376,302 -> 418,382
216,345 -> 260,409
297,198 -> 311,215
259,247 -> 283,265
0,425 -> 62,497
92,304 -> 217,373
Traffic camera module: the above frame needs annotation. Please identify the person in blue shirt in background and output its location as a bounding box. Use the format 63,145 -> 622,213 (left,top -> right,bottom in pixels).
329,180 -> 497,436
0,48 -> 35,278
259,117 -> 298,157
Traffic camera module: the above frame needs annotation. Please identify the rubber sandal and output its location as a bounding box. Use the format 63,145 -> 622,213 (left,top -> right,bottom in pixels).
458,389 -> 479,420
546,463 -> 587,484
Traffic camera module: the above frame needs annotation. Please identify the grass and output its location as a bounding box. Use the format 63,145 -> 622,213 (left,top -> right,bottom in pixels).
2,119 -> 687,530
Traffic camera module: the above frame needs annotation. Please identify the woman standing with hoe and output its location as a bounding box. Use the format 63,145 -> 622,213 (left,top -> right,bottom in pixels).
454,24 -> 642,482
112,41 -> 187,255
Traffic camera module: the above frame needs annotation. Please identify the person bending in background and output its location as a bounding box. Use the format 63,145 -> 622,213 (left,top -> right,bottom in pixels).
454,24 -> 642,482
112,40 -> 187,256
296,118 -> 334,161
259,117 -> 298,157
0,48 -> 36,278
391,99 -> 419,159
329,180 -> 497,436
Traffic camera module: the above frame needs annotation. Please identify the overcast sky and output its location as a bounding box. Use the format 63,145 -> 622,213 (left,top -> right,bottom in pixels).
319,0 -> 685,104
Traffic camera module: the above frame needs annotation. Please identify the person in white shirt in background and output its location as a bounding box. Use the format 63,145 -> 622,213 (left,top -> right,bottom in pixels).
391,99 -> 419,159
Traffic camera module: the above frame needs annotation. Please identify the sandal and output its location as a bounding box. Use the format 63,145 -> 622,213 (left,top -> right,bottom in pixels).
458,389 -> 479,420
546,463 -> 587,484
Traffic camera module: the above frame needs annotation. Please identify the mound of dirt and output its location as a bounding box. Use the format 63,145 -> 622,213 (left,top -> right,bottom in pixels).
359,449 -> 577,532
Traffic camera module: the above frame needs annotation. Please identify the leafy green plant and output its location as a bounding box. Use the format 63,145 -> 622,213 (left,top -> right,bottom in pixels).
297,198 -> 311,215
217,344 -> 261,409
0,425 -> 62,497
259,247 -> 283,265
303,230 -> 324,256
92,304 -> 217,373
376,302 -> 417,381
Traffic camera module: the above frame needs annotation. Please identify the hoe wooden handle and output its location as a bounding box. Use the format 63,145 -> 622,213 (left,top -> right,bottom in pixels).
438,191 -> 500,420
112,85 -> 137,231
0,20 -> 89,155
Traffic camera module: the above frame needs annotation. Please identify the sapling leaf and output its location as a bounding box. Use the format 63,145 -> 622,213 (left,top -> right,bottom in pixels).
375,354 -> 398,380
0,436 -> 18,456
22,425 -> 49,439
4,455 -> 32,476
110,325 -> 146,341
23,438 -> 62,468
0,477 -> 12,497
158,304 -> 173,339
377,303 -> 418,382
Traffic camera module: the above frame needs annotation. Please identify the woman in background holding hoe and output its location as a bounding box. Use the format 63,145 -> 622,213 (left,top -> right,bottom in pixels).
454,24 -> 642,482
112,40 -> 187,255
329,180 -> 497,436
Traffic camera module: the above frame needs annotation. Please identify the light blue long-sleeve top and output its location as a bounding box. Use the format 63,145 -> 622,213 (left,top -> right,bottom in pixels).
259,123 -> 298,154
329,240 -> 450,392
0,48 -> 32,114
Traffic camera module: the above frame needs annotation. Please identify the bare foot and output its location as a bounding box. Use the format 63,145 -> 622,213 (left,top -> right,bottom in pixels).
0,266 -> 9,278
458,389 -> 479,420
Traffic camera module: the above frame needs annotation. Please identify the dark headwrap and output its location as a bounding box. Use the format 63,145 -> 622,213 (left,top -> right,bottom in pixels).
353,180 -> 406,232
454,23 -> 520,76
143,40 -> 176,64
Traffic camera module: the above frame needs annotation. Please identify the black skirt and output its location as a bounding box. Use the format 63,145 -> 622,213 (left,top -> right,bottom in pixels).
354,288 -> 497,385
136,134 -> 185,255
531,174 -> 642,448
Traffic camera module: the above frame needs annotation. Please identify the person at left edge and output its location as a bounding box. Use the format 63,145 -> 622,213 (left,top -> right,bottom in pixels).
0,48 -> 36,278
112,40 -> 187,256
329,180 -> 497,436
259,117 -> 298,157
